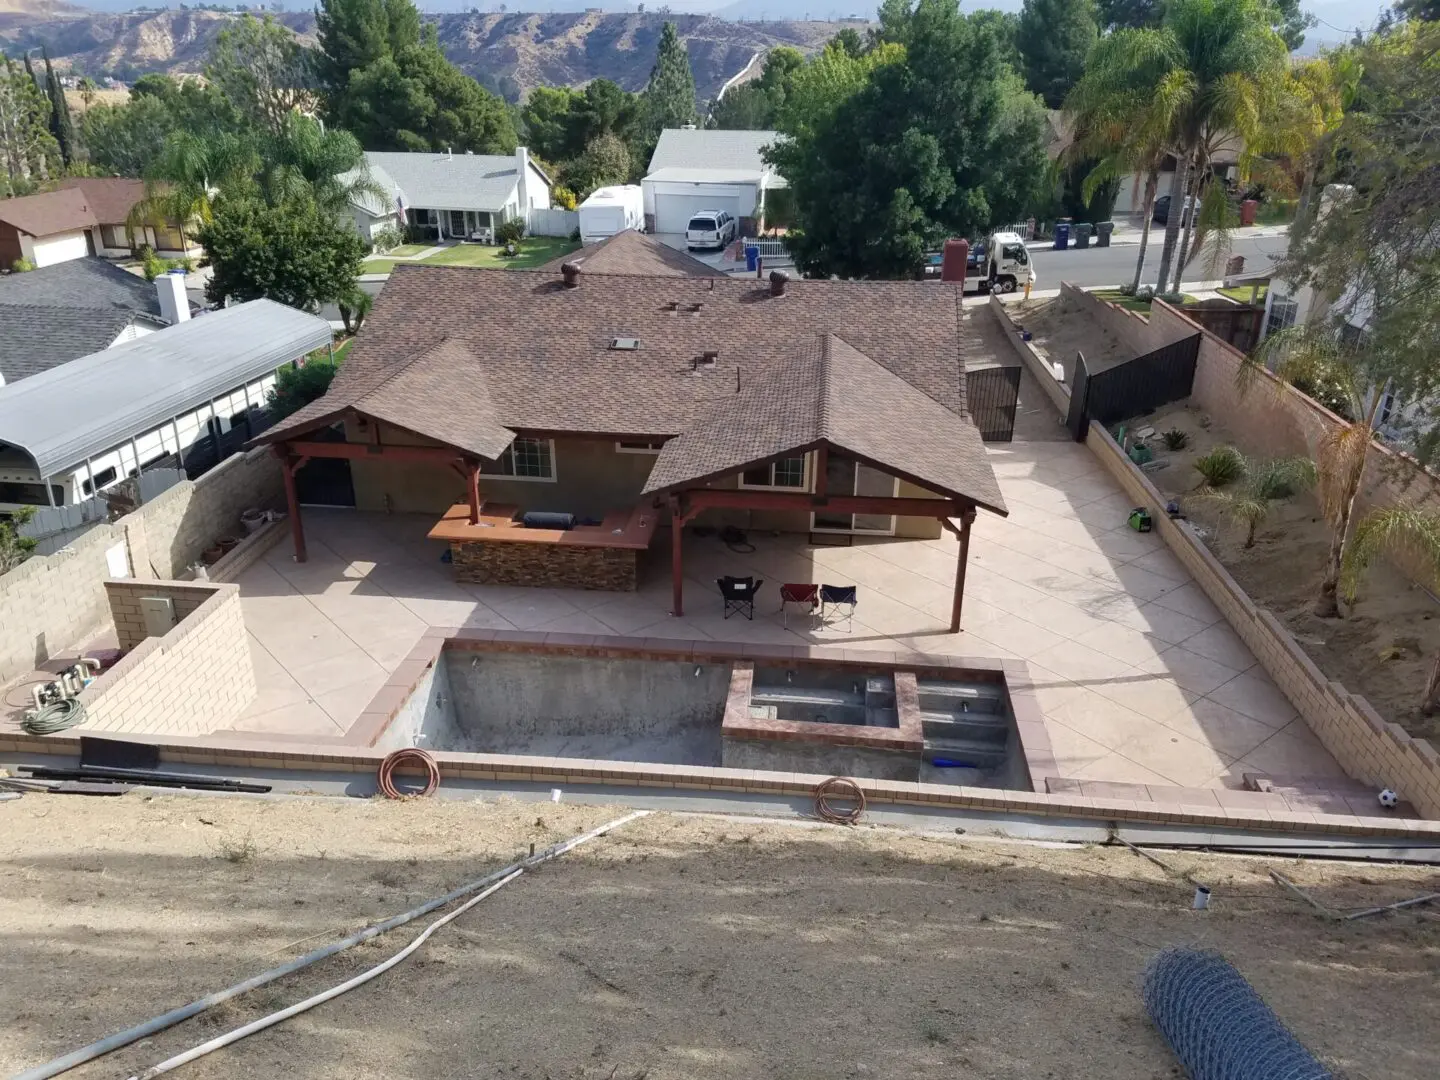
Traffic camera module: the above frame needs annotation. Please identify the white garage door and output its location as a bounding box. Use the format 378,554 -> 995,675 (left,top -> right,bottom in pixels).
653,190 -> 743,236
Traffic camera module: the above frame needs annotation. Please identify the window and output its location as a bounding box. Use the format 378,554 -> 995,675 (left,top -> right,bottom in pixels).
0,482 -> 63,506
101,223 -> 131,249
1266,296 -> 1298,339
739,456 -> 809,491
480,437 -> 556,481
82,467 -> 118,496
153,224 -> 185,251
1002,243 -> 1028,265
616,440 -> 665,454
688,216 -> 719,232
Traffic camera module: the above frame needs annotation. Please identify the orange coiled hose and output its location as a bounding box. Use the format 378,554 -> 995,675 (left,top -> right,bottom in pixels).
377,748 -> 441,799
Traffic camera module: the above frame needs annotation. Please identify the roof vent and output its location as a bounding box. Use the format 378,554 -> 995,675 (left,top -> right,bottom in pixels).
561,261 -> 581,288
696,350 -> 718,369
666,300 -> 680,313
610,337 -> 640,351
769,270 -> 790,298
688,302 -> 703,314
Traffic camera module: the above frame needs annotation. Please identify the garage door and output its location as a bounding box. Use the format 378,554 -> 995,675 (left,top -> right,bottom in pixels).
653,190 -> 743,236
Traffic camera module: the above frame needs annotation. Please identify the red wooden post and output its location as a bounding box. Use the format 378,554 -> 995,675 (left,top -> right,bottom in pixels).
466,460 -> 481,524
670,496 -> 684,617
950,507 -> 976,633
278,448 -> 307,563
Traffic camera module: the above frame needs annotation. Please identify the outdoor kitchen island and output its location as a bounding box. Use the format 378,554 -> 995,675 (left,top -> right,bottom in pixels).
427,501 -> 659,590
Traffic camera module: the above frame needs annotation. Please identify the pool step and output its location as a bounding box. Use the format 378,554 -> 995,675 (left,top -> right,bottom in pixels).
920,710 -> 1009,744
915,680 -> 1005,716
923,735 -> 1008,770
751,687 -> 859,708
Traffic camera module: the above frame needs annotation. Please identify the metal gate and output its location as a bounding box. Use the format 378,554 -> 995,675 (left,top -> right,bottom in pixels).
968,365 -> 1022,442
1066,334 -> 1201,442
1066,352 -> 1092,441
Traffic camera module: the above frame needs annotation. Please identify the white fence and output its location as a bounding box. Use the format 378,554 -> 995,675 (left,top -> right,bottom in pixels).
741,237 -> 792,265
998,220 -> 1037,240
528,207 -> 579,238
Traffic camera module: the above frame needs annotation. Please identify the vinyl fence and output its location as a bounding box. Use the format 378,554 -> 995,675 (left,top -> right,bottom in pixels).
528,207 -> 579,238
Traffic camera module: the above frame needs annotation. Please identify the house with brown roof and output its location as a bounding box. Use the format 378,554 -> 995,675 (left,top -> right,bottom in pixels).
0,178 -> 199,270
540,229 -> 728,278
253,261 -> 1007,627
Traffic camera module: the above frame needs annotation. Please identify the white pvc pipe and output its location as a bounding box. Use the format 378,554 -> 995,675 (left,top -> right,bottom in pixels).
129,869 -> 525,1078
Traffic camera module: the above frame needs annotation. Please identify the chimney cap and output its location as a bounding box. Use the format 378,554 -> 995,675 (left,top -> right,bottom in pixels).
768,269 -> 790,297
560,261 -> 582,288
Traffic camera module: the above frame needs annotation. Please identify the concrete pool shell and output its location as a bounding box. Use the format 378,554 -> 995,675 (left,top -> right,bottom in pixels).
376,637 -> 1035,789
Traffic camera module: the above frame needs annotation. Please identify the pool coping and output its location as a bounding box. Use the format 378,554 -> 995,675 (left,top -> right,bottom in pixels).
4,627 -> 1435,839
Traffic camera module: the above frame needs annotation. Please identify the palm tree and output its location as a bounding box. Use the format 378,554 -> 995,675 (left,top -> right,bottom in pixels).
1076,0 -> 1287,293
1190,453 -> 1317,548
131,128 -> 258,240
1341,505 -> 1440,714
254,113 -> 380,215
1242,323 -> 1386,618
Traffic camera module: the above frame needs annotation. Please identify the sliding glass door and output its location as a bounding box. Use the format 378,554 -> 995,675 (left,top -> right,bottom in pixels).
811,455 -> 897,535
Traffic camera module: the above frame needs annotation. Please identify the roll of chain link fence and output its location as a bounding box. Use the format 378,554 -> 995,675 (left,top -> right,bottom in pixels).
1142,948 -> 1333,1080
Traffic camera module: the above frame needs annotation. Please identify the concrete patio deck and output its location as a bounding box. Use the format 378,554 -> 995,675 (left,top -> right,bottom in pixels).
231,426 -> 1343,791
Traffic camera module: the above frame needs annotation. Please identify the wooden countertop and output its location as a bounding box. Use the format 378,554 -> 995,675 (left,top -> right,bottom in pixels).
427,502 -> 659,551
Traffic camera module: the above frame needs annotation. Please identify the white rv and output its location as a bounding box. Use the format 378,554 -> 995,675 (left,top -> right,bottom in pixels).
577,185 -> 645,245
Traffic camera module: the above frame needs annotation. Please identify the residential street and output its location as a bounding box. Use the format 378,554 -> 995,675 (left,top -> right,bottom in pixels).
1029,232 -> 1288,290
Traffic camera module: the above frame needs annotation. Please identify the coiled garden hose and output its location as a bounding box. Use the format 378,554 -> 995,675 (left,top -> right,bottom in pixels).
22,697 -> 86,735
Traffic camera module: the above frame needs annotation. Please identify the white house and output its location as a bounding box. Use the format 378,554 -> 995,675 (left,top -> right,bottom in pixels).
0,298 -> 332,520
642,128 -> 786,236
343,147 -> 552,245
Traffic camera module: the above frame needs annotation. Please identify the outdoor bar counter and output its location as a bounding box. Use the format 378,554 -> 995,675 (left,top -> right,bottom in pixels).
427,502 -> 658,590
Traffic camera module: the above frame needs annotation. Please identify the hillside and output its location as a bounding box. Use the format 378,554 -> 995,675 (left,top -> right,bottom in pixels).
0,10 -> 853,100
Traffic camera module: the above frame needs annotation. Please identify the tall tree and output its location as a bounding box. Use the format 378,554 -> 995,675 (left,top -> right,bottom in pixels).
1099,0 -> 1313,48
40,48 -> 75,168
565,132 -> 631,197
1016,0 -> 1099,108
79,93 -> 174,178
768,0 -> 1048,279
641,21 -> 697,136
206,13 -> 314,135
314,0 -> 421,96
0,57 -> 59,196
521,86 -> 578,162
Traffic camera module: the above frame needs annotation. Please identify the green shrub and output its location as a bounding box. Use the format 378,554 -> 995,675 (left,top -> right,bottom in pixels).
495,217 -> 526,246
1161,428 -> 1189,450
371,225 -> 403,253
1193,444 -> 1245,487
10,257 -> 35,273
268,355 -> 340,421
1158,291 -> 1186,306
0,507 -> 38,573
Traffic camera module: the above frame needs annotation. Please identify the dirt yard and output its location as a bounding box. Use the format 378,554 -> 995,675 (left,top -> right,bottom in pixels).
1008,297 -> 1132,384
2,793 -> 1437,1079
1126,403 -> 1440,742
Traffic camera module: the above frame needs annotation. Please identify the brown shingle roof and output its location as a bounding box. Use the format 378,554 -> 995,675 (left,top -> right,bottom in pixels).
642,334 -> 1006,514
0,187 -> 97,237
55,177 -> 149,225
258,264 -> 1003,512
542,230 -> 727,278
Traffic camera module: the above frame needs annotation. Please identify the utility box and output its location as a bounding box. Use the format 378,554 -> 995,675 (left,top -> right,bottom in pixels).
140,596 -> 177,639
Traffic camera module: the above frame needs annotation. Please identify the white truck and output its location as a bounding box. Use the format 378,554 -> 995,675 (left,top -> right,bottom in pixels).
976,231 -> 1036,294
577,185 -> 645,244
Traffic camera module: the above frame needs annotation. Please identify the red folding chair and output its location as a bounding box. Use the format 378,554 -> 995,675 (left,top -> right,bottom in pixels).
779,583 -> 820,628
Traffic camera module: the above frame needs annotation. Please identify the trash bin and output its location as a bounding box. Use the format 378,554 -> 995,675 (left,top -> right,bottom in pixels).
1074,222 -> 1093,249
1053,222 -> 1071,250
744,244 -> 760,272
1239,199 -> 1258,226
1096,221 -> 1114,248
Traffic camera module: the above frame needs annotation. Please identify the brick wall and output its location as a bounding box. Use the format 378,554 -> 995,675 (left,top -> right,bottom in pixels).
76,581 -> 255,736
992,292 -> 1440,817
0,449 -> 283,684
1058,282 -> 1193,357
105,581 -> 217,649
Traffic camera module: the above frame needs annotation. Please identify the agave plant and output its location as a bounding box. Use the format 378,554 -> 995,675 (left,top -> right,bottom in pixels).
1191,454 -> 1317,548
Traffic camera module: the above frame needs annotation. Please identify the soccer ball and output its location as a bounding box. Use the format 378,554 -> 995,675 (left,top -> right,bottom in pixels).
1378,788 -> 1399,809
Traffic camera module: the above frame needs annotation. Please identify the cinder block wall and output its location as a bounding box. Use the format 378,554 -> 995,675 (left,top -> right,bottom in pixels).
0,449 -> 282,685
105,581 -> 217,650
1057,282 -> 1193,358
78,581 -> 255,737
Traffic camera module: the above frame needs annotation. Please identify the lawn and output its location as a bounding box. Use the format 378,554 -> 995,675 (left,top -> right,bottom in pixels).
1219,283 -> 1268,304
1092,288 -> 1199,313
362,237 -> 579,275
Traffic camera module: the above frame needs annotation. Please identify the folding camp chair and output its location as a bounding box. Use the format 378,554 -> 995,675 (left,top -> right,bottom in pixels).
818,584 -> 858,632
717,576 -> 763,620
779,583 -> 820,628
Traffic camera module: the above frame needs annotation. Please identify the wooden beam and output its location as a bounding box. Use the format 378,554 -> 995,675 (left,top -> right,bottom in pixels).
281,440 -> 476,465
950,508 -> 977,633
276,448 -> 307,564
669,495 -> 684,617
813,444 -> 829,497
466,460 -> 482,525
680,488 -> 966,519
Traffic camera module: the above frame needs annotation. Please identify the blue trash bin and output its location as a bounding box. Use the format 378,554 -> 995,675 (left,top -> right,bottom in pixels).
1053,223 -> 1071,250
744,244 -> 760,272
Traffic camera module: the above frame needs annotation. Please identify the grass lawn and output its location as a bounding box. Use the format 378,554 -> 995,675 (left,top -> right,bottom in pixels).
1093,288 -> 1199,313
332,337 -> 354,364
1219,283 -> 1268,304
362,236 -> 579,275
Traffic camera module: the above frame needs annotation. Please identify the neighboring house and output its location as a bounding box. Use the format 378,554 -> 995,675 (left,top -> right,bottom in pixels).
0,178 -> 200,270
0,258 -> 195,385
0,299 -> 332,518
540,229 -> 727,278
252,260 -> 1007,624
642,128 -> 786,236
343,148 -> 551,245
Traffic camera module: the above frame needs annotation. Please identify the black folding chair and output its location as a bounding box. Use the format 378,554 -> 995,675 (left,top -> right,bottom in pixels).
718,576 -> 763,620
819,584 -> 858,632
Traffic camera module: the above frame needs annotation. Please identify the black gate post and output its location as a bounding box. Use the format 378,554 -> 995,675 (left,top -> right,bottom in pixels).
1066,351 -> 1091,441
